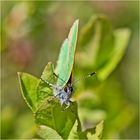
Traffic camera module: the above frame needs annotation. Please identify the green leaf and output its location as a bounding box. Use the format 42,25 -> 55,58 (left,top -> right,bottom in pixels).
97,29 -> 131,80
77,15 -> 114,68
68,120 -> 87,139
69,119 -> 104,140
87,120 -> 104,140
68,121 -> 79,139
55,19 -> 79,87
35,97 -> 78,139
77,15 -> 130,81
79,108 -> 106,123
36,62 -> 56,106
102,104 -> 136,138
18,72 -> 40,112
41,62 -> 56,83
37,125 -> 62,139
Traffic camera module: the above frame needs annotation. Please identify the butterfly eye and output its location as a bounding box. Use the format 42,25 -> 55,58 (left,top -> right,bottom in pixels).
70,86 -> 73,93
64,87 -> 68,92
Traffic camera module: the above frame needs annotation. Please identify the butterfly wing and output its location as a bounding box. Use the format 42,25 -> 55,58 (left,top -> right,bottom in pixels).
55,20 -> 79,87
67,73 -> 73,84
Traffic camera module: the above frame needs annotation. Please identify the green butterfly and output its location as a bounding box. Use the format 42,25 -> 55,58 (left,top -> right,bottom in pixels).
41,20 -> 95,108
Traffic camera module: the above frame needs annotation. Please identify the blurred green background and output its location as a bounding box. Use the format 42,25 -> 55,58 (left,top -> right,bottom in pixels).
1,1 -> 139,139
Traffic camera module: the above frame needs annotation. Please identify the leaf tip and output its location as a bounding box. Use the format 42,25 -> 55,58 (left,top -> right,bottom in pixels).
17,72 -> 22,80
47,61 -> 52,65
17,71 -> 21,75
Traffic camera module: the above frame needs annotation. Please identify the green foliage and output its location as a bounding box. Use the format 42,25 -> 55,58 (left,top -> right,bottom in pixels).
37,62 -> 55,105
35,99 -> 78,139
37,125 -> 62,139
18,21 -> 86,139
18,62 -> 79,139
97,29 -> 131,80
18,16 -> 131,139
18,72 -> 40,112
77,15 -> 131,81
87,121 -> 104,140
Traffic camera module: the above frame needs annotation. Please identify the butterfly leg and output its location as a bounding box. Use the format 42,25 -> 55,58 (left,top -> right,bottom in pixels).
64,100 -> 71,110
40,77 -> 56,89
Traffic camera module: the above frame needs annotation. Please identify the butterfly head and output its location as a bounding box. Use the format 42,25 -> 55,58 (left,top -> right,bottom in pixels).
64,83 -> 73,95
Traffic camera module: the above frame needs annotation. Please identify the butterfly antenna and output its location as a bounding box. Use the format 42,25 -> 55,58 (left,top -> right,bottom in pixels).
73,72 -> 96,85
53,73 -> 67,85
